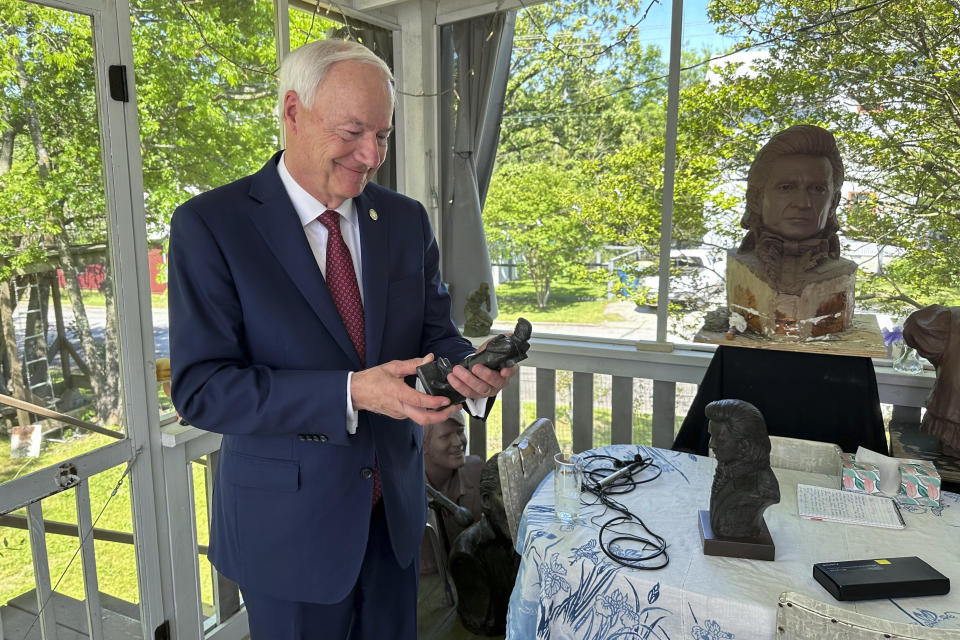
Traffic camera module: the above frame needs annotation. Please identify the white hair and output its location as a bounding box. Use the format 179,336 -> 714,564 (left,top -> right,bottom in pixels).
278,39 -> 394,113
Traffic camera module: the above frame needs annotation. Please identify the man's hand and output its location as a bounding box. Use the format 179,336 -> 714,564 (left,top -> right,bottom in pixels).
445,336 -> 519,400
351,354 -> 461,424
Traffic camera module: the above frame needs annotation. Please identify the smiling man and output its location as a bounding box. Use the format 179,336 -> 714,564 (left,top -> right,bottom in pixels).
726,125 -> 858,338
168,39 -> 516,640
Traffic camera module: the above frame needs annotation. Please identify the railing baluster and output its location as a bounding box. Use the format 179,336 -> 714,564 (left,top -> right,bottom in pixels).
535,368 -> 556,426
572,372 -> 593,453
26,500 -> 58,640
652,380 -> 677,448
501,373 -> 521,450
207,451 -> 241,624
469,415 -> 487,460
611,376 -> 633,445
162,435 -> 203,639
74,480 -> 104,640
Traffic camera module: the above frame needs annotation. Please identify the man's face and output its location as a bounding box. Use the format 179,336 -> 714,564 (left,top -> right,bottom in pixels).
282,60 -> 393,209
425,418 -> 467,471
760,154 -> 835,241
708,422 -> 740,463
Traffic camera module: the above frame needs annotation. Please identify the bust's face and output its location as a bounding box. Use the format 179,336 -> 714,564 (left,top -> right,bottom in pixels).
708,422 -> 741,463
760,154 -> 835,240
425,418 -> 467,471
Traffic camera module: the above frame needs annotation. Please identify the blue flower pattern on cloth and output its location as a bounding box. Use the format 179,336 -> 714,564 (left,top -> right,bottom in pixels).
912,609 -> 960,627
691,619 -> 735,640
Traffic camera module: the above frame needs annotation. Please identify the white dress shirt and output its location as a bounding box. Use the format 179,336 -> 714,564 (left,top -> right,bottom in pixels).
278,153 -> 363,433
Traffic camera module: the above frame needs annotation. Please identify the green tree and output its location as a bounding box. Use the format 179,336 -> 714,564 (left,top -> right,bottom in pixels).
484,162 -> 598,308
491,1 -> 728,311
0,0 -> 339,424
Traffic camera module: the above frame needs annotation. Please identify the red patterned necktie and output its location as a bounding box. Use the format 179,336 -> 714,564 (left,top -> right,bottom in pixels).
318,209 -> 380,506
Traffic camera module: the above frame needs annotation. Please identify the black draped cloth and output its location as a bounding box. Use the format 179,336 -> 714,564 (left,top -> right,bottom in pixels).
673,346 -> 887,456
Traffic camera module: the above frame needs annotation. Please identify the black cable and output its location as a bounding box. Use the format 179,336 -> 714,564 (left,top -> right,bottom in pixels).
578,451 -> 669,570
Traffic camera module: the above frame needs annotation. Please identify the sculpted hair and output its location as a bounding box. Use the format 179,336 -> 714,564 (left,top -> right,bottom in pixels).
740,124 -> 844,247
278,39 -> 394,113
705,399 -> 771,458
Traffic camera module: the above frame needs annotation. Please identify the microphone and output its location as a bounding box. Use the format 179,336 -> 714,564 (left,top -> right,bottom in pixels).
425,483 -> 475,528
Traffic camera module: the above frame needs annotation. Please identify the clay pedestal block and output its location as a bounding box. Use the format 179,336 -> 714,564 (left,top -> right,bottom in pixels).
726,249 -> 856,339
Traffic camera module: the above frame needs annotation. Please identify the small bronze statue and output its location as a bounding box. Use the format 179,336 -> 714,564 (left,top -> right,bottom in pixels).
706,399 -> 781,538
417,318 -> 532,404
463,282 -> 494,337
449,453 -> 520,636
904,305 -> 960,456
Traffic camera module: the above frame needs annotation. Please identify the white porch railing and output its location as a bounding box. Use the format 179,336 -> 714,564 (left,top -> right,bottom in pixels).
159,419 -> 247,640
159,336 -> 935,638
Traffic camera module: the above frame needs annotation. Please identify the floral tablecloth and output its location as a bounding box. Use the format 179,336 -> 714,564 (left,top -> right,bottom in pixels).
506,444 -> 960,639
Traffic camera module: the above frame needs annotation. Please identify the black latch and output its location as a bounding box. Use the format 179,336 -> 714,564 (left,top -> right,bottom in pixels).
108,65 -> 128,102
154,620 -> 170,640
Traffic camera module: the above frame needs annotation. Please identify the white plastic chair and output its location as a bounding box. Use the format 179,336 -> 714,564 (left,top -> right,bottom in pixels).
497,418 -> 561,547
777,591 -> 960,639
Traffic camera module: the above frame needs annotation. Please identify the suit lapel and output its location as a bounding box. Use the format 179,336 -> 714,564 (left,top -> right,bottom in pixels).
246,154 -> 362,369
356,191 -> 388,368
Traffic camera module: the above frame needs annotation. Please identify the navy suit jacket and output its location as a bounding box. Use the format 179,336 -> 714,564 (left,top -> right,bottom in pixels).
168,152 -> 476,603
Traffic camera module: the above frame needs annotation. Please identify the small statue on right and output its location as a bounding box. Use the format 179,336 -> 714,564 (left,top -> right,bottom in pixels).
728,124 -> 857,339
903,305 -> 960,456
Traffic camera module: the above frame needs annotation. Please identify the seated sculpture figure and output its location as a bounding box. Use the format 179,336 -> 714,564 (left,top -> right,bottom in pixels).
904,305 -> 960,456
728,124 -> 857,339
707,399 -> 780,538
419,410 -> 483,574
448,453 -> 520,636
417,318 -> 531,404
463,282 -> 494,337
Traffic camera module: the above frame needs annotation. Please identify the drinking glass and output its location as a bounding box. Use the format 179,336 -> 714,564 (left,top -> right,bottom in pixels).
554,452 -> 583,522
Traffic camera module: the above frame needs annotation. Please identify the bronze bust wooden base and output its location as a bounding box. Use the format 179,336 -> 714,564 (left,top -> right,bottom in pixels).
699,510 -> 775,561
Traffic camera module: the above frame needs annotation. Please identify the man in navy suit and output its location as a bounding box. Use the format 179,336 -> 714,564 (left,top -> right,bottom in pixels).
168,39 -> 515,639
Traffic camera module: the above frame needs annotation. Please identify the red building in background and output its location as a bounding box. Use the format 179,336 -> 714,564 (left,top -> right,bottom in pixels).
58,247 -> 167,294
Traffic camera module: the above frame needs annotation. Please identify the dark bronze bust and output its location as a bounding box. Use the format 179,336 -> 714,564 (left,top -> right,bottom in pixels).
449,453 -> 520,636
707,399 -> 781,538
416,318 -> 532,404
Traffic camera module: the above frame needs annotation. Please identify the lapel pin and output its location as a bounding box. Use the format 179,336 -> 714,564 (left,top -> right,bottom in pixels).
369,208 -> 378,221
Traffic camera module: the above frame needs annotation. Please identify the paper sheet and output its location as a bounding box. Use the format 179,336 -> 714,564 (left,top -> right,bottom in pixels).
797,484 -> 905,529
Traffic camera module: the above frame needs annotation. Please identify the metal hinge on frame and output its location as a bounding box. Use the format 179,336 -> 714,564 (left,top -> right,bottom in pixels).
154,619 -> 170,640
108,64 -> 128,102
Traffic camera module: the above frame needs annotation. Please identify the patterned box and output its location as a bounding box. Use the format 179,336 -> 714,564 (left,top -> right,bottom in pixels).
840,453 -> 881,494
839,452 -> 941,506
897,458 -> 941,506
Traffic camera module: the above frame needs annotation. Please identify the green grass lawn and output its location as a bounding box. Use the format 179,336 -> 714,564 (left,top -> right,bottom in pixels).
494,279 -> 626,323
0,432 -> 214,610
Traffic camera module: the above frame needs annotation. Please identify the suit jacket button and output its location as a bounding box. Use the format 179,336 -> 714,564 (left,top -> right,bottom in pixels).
298,434 -> 307,441
361,468 -> 374,480
319,434 -> 328,443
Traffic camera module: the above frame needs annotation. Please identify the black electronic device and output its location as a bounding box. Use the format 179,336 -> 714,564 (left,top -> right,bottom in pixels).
813,556 -> 950,601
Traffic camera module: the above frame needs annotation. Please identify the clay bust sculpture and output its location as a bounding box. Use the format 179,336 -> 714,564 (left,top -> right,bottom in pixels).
904,305 -> 960,456
707,399 -> 781,538
463,282 -> 494,337
417,317 -> 532,404
727,124 -> 857,339
449,453 -> 520,636
419,410 -> 483,574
